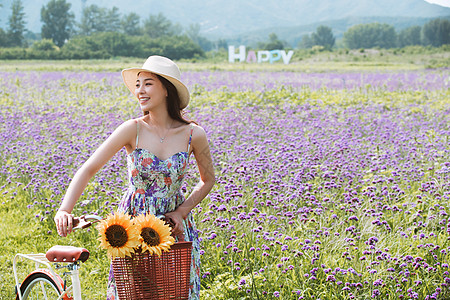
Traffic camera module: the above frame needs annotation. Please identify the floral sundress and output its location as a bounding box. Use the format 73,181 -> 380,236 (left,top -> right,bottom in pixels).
106,120 -> 200,300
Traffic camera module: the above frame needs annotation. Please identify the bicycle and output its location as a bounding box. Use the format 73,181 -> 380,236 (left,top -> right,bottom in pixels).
13,215 -> 103,300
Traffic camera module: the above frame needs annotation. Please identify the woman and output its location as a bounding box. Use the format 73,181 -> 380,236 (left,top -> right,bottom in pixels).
54,55 -> 215,299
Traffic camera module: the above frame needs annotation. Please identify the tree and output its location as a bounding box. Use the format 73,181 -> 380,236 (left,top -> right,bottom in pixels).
41,0 -> 74,47
104,7 -> 121,32
61,32 -> 204,59
146,35 -> 204,59
377,24 -> 397,49
186,23 -> 213,51
216,39 -> 228,50
311,25 -> 335,50
422,18 -> 450,47
258,33 -> 285,50
62,32 -> 115,59
121,12 -> 142,36
78,5 -> 121,35
32,38 -> 58,51
344,23 -> 397,49
0,28 -> 8,47
143,13 -> 181,38
186,23 -> 201,42
298,34 -> 314,49
7,0 -> 26,47
398,26 -> 422,47
78,4 -> 106,35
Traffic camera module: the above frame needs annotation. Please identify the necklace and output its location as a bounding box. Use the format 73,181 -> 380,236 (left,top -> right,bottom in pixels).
156,119 -> 174,143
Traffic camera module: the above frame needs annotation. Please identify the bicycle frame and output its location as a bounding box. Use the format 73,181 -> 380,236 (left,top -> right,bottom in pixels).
14,215 -> 103,300
13,252 -> 83,300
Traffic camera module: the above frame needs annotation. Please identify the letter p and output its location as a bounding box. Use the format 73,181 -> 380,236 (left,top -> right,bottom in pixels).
269,50 -> 281,64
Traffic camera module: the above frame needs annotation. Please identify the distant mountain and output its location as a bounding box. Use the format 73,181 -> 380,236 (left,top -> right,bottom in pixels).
232,15 -> 450,47
0,0 -> 449,44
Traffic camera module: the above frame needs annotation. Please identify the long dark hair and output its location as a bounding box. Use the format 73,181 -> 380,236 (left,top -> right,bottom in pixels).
143,74 -> 192,125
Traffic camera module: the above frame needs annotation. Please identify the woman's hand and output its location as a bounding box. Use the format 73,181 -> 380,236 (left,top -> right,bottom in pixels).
54,210 -> 74,237
164,209 -> 187,240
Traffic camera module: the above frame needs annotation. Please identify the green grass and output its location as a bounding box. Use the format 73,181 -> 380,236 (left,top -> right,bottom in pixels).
0,188 -> 108,299
0,46 -> 448,72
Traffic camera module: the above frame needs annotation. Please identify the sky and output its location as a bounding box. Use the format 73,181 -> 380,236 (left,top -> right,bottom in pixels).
424,0 -> 450,7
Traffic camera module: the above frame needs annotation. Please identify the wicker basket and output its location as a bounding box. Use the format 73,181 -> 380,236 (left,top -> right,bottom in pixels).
112,241 -> 192,300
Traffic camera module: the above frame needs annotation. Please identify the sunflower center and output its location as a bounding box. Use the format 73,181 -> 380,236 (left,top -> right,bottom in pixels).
105,225 -> 128,248
141,227 -> 160,246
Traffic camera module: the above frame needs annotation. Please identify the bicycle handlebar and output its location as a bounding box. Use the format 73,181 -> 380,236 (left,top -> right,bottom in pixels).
72,215 -> 103,230
71,215 -> 174,229
70,214 -> 181,238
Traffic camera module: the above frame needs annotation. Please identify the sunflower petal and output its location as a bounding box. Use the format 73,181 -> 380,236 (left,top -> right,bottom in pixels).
96,212 -> 139,258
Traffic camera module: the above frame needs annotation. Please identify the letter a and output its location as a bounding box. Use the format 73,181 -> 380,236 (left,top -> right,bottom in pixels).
246,50 -> 257,63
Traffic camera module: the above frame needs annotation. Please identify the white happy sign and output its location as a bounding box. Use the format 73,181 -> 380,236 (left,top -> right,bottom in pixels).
228,46 -> 294,65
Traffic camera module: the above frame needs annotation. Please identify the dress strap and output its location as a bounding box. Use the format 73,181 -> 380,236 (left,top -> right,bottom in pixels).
135,120 -> 140,149
187,123 -> 194,154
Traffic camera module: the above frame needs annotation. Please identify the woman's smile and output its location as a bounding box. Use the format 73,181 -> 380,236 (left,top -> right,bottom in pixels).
139,97 -> 150,104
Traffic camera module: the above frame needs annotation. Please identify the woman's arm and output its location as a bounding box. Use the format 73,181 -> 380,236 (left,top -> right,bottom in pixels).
166,125 -> 215,237
55,119 -> 136,237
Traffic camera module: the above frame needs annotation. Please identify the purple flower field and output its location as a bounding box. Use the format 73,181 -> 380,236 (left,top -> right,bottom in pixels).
182,70 -> 449,91
1,69 -> 449,299
0,69 -> 448,93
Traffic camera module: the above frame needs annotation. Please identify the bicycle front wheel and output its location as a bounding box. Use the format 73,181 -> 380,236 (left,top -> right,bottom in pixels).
16,272 -> 62,300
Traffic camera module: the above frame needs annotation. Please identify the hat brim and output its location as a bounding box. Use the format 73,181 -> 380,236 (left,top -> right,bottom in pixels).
121,68 -> 190,109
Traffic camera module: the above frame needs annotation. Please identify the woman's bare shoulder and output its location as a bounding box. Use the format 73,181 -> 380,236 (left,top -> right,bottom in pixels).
121,117 -> 144,128
113,118 -> 143,138
190,123 -> 209,147
173,121 -> 204,135
190,123 -> 206,136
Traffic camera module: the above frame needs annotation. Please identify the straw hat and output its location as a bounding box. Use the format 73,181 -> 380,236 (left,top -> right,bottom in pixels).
122,56 -> 190,109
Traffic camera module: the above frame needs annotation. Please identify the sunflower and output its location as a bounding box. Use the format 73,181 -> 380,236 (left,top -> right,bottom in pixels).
96,212 -> 140,259
133,214 -> 175,256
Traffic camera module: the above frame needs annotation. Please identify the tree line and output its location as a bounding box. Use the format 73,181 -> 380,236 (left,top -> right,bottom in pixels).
298,19 -> 449,50
0,0 -> 222,59
239,19 -> 449,53
0,0 -> 449,60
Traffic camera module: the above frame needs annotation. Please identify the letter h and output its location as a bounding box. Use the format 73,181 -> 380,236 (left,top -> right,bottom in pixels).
228,45 -> 246,63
